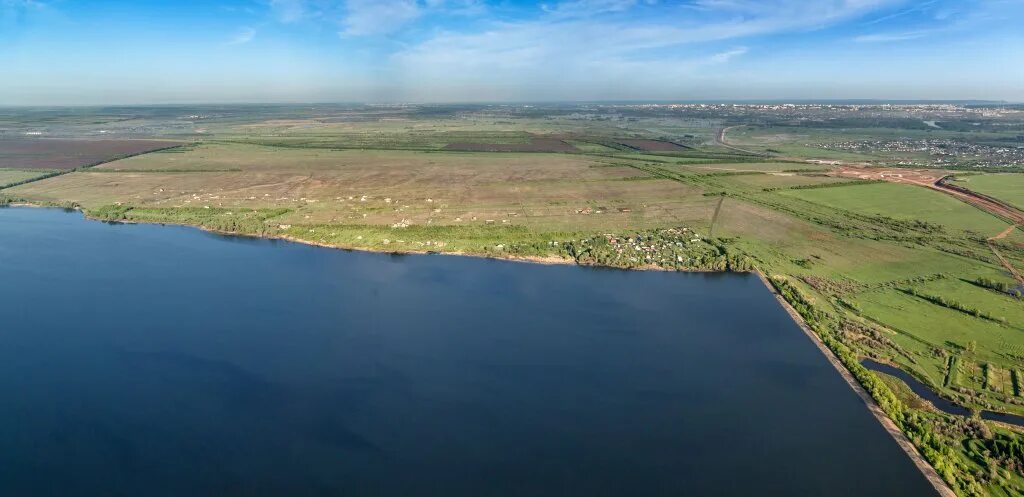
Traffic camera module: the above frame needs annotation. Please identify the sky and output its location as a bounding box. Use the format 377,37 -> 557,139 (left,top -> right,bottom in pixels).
1,0 -> 1023,104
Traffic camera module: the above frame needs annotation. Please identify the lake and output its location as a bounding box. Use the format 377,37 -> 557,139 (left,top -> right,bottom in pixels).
0,207 -> 937,497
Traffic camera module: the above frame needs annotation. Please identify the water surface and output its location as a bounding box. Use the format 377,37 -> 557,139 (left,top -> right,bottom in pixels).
863,358 -> 1024,427
0,207 -> 937,497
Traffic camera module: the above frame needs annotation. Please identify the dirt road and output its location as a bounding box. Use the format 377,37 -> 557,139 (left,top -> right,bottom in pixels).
933,178 -> 1024,226
714,126 -> 769,157
833,165 -> 1024,225
833,164 -> 1024,285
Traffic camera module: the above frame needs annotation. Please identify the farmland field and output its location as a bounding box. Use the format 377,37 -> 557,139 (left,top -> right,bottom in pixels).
5,103 -> 1024,497
714,173 -> 856,191
442,136 -> 578,152
11,142 -> 714,233
9,0 -> 1024,491
950,173 -> 1024,211
0,138 -> 179,169
616,139 -> 690,152
781,182 -> 1011,235
0,169 -> 56,187
672,162 -> 828,173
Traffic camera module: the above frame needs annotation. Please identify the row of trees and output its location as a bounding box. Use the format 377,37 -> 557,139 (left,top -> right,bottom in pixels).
975,277 -> 1024,299
902,287 -> 1009,324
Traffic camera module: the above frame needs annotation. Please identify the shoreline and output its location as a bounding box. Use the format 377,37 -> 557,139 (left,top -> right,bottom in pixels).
755,272 -> 957,497
0,202 -> 953,495
6,202 -> 578,268
7,202 -> 725,273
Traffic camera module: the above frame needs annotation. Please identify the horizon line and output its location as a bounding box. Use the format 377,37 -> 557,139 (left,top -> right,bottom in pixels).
0,98 -> 1020,109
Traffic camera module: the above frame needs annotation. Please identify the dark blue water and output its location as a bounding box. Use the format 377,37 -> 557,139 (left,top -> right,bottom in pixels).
0,207 -> 937,497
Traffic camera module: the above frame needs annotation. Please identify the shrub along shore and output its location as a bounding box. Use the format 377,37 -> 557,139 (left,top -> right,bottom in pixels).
4,199 -> 1022,497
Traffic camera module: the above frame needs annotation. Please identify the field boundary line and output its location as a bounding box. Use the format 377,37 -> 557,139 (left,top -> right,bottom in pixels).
708,196 -> 725,238
0,142 -> 187,192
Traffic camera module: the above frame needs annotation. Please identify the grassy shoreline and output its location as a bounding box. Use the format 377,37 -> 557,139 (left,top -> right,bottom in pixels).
1,200 -> 1011,496
11,202 -> 721,271
757,272 -> 957,497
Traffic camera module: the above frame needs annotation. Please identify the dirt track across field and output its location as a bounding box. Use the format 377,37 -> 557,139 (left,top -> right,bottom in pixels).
934,178 -> 1024,226
834,164 -> 1024,285
991,225 -> 1017,241
714,126 -> 768,156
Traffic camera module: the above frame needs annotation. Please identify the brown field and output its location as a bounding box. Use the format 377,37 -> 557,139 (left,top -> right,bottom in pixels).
833,165 -> 946,185
617,139 -> 690,152
0,138 -> 179,170
12,142 -> 714,231
443,137 -> 578,153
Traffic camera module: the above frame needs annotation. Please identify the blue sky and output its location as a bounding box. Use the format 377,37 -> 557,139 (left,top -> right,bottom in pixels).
1,0 -> 1022,104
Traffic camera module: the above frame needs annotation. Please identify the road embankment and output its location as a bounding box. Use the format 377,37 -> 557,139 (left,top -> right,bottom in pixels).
756,272 -> 957,497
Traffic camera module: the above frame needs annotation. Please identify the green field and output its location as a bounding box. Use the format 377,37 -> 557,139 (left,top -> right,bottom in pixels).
951,173 -> 1024,211
782,182 -> 1011,236
0,169 -> 57,187
5,104 -> 1024,497
714,172 -> 855,191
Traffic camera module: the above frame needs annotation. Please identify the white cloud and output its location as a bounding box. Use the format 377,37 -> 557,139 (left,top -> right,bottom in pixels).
541,0 -> 642,18
341,0 -> 421,36
265,0 -> 483,37
226,27 -> 257,45
338,0 -> 483,37
424,0 -> 485,13
709,46 -> 748,63
385,0 -> 900,99
861,0 -> 939,25
393,0 -> 895,69
854,30 -> 931,42
269,0 -> 308,23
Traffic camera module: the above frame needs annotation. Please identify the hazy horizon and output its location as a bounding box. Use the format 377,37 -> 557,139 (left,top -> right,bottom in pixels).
3,0 -> 1023,105
0,98 -> 1020,109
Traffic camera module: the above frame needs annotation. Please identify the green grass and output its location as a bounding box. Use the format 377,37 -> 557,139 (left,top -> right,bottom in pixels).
11,106 -> 1024,496
713,173 -> 855,191
852,288 -> 1023,369
912,277 -> 1024,328
283,222 -> 579,256
875,371 -> 935,411
781,182 -> 1010,236
566,140 -> 619,153
87,205 -> 291,236
950,173 -> 1024,211
0,169 -> 58,188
